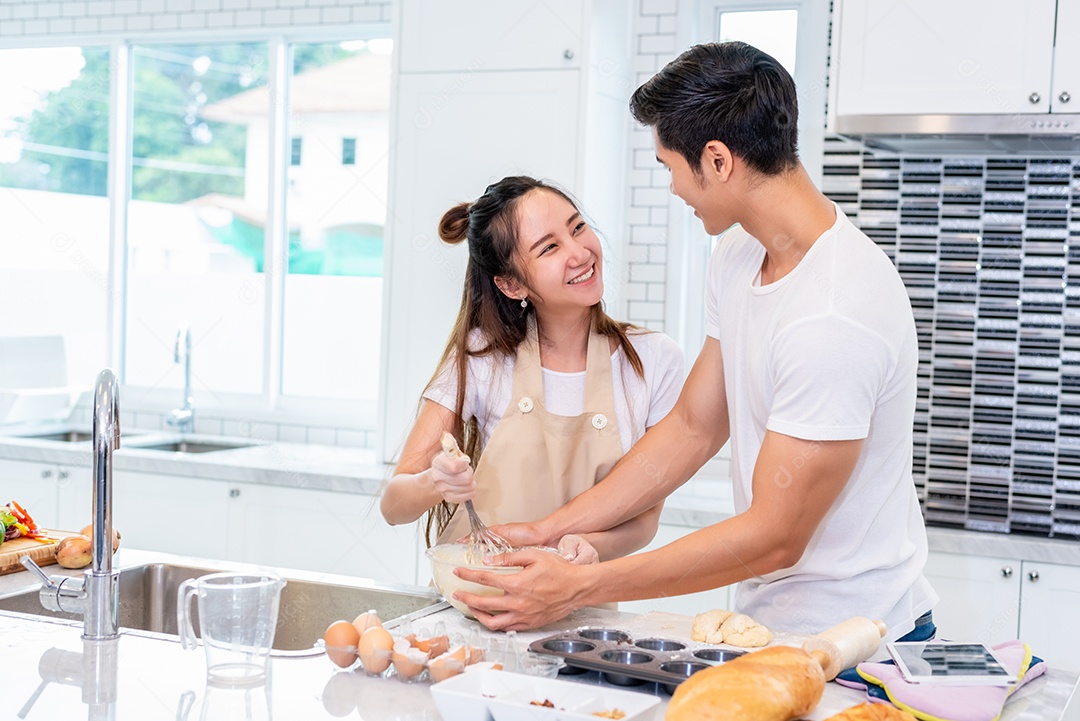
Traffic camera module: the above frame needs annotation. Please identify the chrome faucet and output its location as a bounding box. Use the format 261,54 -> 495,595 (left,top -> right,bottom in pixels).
167,324 -> 194,433
22,368 -> 121,640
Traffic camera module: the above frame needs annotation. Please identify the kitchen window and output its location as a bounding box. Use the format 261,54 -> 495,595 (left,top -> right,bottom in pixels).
281,41 -> 389,405
0,34 -> 391,429
665,0 -> 829,352
125,42 -> 270,398
0,46 -> 111,388
342,138 -> 357,166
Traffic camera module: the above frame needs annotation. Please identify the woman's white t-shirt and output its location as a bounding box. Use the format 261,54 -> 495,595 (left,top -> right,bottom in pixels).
423,330 -> 685,454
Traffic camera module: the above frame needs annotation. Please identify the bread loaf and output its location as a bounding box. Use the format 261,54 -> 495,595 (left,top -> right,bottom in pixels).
665,646 -> 826,721
823,702 -> 917,721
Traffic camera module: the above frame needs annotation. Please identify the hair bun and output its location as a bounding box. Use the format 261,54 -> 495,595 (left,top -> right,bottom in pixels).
438,202 -> 471,245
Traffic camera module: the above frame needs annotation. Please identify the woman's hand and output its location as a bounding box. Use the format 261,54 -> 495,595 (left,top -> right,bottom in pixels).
557,534 -> 599,564
429,450 -> 475,504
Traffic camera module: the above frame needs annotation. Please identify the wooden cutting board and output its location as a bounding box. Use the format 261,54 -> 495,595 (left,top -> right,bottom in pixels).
0,531 -> 69,575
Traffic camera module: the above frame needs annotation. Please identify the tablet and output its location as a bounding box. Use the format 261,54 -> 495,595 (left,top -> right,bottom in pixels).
886,641 -> 1018,686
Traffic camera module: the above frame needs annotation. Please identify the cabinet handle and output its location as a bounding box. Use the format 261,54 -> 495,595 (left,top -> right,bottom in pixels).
1060,91 -> 1071,104
1001,566 -> 1013,578
58,470 -> 69,480
563,49 -> 575,60
229,488 -> 240,498
1029,92 -> 1041,104
41,469 -> 52,479
1028,570 -> 1040,582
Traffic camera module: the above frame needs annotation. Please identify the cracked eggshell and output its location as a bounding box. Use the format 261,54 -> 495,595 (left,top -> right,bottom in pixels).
392,639 -> 428,679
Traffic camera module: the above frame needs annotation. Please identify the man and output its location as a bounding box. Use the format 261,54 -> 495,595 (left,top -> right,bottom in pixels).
455,42 -> 937,641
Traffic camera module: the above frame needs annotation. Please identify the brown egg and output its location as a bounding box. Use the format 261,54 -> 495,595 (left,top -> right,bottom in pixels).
466,645 -> 485,665
428,645 -> 467,682
358,626 -> 393,675
323,620 -> 360,668
352,610 -> 383,637
392,638 -> 428,680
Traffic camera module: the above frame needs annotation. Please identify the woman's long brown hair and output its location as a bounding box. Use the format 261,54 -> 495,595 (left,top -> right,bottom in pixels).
423,176 -> 647,546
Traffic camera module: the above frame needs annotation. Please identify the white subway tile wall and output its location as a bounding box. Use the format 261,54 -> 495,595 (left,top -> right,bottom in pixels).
622,0 -> 681,333
0,0 -> 393,35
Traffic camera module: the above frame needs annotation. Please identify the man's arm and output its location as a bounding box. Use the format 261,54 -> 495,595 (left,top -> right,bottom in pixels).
499,337 -> 731,547
567,501 -> 664,561
456,431 -> 863,630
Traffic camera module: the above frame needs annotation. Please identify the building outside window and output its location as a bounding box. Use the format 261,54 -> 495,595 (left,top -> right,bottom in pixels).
0,37 -> 392,425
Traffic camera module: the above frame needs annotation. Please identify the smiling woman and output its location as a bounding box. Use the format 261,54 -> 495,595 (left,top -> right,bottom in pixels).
379,175 -> 685,570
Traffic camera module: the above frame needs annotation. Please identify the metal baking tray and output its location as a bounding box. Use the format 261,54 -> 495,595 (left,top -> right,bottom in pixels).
528,626 -> 746,693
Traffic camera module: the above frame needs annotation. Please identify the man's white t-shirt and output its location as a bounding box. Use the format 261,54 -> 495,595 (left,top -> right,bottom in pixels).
424,330 -> 684,454
705,204 -> 938,640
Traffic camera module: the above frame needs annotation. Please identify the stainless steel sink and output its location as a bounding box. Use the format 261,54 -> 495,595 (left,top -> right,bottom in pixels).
0,563 -> 445,655
132,440 -> 253,454
11,430 -> 145,443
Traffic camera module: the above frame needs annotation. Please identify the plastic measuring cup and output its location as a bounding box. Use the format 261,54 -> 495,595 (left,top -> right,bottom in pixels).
177,571 -> 286,685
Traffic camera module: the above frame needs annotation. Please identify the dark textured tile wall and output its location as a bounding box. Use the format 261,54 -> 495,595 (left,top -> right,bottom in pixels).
822,136 -> 1080,539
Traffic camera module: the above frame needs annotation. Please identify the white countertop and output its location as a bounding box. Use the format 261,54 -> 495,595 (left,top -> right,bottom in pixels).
3,427 -> 1080,568
0,550 -> 1077,721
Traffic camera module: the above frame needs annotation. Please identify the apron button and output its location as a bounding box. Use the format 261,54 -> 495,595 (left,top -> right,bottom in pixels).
518,397 -> 534,413
592,413 -> 608,430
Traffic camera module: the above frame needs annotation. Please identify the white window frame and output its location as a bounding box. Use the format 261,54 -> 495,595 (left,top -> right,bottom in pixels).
16,26 -> 394,431
664,0 -> 830,353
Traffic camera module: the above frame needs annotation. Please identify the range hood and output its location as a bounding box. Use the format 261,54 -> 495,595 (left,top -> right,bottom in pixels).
833,114 -> 1080,155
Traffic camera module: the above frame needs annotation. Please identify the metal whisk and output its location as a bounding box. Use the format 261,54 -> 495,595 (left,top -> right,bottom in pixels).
441,432 -> 514,564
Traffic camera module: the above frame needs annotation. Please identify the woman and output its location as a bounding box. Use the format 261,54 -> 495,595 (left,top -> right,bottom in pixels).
380,176 -> 683,563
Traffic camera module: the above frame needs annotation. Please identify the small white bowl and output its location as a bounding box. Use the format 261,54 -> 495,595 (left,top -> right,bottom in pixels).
430,668 -> 661,721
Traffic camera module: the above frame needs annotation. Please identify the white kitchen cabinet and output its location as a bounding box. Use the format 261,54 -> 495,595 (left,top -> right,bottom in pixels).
112,470 -> 231,560
923,551 -> 1021,645
380,0 -> 632,462
926,551 -> 1080,672
398,0 -> 584,73
227,483 -> 423,586
1017,561 -> 1080,672
0,458 -> 87,531
618,524 -> 732,617
833,0 -> 1060,117
1052,0 -> 1080,113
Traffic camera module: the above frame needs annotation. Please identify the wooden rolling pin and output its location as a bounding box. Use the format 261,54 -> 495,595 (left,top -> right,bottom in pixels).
666,617 -> 887,721
803,616 -> 887,681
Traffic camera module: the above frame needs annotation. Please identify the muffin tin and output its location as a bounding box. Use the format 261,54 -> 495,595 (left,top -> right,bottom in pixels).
528,627 -> 745,693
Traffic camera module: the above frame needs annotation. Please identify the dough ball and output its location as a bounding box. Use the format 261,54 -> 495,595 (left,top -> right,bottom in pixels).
719,612 -> 772,648
690,608 -> 734,644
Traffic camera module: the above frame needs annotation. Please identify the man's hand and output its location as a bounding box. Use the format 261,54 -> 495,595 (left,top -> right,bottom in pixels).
430,450 -> 475,504
557,534 -> 600,564
453,549 -> 589,631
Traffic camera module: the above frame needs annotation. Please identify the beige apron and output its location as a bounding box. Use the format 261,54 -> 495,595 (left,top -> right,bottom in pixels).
437,320 -> 624,547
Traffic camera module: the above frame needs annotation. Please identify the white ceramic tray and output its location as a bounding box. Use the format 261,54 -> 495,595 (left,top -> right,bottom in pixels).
430,668 -> 661,721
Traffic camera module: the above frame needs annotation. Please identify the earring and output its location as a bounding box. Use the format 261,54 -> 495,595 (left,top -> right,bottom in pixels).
520,297 -> 528,309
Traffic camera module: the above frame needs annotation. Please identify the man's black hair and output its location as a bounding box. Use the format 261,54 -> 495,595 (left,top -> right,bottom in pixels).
630,42 -> 799,176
